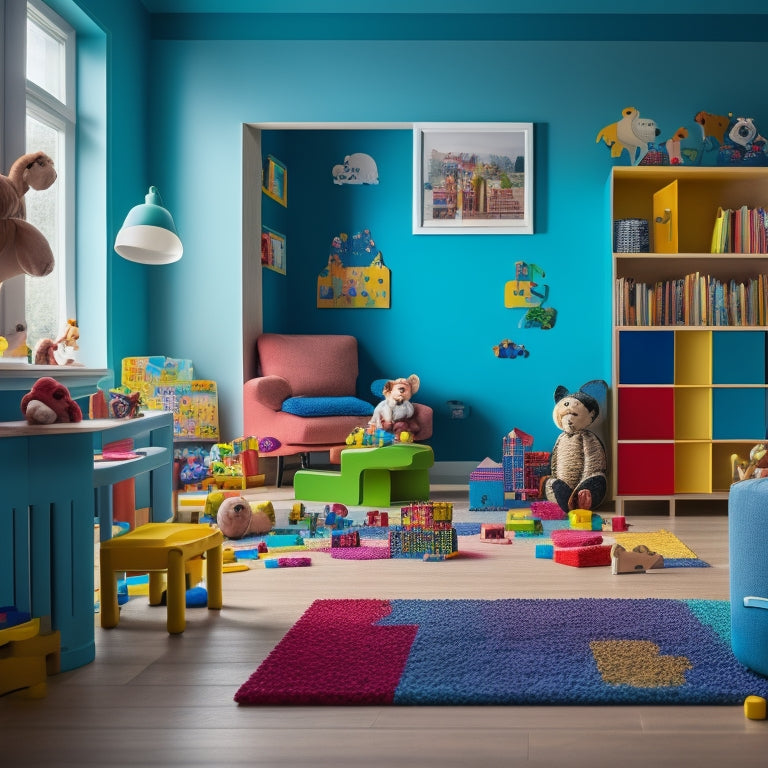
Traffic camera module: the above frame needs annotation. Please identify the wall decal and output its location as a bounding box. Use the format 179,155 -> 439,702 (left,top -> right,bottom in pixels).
505,261 -> 557,329
317,229 -> 390,309
332,153 -> 379,185
504,261 -> 548,308
493,339 -> 529,359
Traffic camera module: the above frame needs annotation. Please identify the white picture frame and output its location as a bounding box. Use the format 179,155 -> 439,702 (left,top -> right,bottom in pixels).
413,122 -> 534,235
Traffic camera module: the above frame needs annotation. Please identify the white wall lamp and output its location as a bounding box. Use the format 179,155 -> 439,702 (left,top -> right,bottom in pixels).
114,186 -> 183,264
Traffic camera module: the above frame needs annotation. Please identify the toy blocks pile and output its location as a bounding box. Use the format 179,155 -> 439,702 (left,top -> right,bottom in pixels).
469,427 -> 550,510
389,501 -> 458,559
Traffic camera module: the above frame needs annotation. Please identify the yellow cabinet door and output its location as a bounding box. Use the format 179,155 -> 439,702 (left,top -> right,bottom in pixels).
653,180 -> 678,253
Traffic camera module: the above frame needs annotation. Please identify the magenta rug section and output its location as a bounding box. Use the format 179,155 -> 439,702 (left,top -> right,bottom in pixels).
234,599 -> 416,705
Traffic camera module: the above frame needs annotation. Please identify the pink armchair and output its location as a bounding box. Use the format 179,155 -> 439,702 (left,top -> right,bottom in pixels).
243,333 -> 432,486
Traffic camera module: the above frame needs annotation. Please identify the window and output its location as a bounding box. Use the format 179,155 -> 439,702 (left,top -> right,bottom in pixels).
0,0 -> 75,358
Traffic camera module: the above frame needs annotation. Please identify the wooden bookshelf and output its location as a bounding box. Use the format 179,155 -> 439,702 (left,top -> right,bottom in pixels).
611,166 -> 768,516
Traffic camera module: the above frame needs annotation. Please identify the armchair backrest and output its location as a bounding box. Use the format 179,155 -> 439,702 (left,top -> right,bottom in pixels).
255,333 -> 359,397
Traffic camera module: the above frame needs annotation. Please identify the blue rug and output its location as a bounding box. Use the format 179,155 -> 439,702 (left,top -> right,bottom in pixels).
235,598 -> 768,705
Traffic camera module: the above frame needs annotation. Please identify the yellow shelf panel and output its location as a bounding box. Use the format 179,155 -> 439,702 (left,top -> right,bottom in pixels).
675,330 -> 712,385
674,387 -> 712,440
674,442 -> 712,494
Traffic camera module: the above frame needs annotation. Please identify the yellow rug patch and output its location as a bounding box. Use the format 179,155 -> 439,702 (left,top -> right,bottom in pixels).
611,529 -> 698,559
590,639 -> 692,687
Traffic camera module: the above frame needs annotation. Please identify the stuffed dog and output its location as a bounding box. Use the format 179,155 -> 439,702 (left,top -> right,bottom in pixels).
370,374 -> 421,437
21,376 -> 82,424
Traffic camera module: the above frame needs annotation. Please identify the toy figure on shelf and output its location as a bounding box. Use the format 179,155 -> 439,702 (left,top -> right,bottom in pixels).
731,443 -> 768,482
56,318 -> 79,352
20,376 -> 82,424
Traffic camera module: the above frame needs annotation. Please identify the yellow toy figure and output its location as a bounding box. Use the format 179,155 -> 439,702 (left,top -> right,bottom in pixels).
56,318 -> 79,351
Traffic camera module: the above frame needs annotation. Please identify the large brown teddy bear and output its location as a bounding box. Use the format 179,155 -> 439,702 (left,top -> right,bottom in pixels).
0,151 -> 57,284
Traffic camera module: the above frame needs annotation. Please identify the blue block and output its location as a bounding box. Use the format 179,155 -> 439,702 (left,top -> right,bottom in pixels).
535,544 -> 554,559
469,480 -> 505,510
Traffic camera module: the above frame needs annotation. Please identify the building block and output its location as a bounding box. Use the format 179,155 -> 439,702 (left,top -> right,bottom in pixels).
535,543 -> 554,559
504,516 -> 543,533
0,618 -> 61,699
611,516 -> 628,532
480,523 -> 510,543
554,544 -> 612,568
264,557 -> 311,568
744,695 -> 767,720
550,530 -> 603,548
294,444 -> 434,506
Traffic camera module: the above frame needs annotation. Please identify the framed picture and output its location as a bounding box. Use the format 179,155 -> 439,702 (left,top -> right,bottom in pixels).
413,122 -> 533,235
262,155 -> 287,206
261,226 -> 286,274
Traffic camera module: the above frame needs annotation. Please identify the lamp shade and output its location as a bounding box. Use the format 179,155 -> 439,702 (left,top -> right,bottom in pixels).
114,186 -> 183,264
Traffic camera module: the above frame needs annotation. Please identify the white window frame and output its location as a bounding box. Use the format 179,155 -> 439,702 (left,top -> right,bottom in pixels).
0,0 -> 76,352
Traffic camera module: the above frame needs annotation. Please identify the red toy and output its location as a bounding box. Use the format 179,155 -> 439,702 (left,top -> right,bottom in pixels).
20,376 -> 82,424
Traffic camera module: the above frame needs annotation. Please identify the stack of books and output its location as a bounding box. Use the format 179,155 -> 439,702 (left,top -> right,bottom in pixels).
711,205 -> 768,253
615,272 -> 768,326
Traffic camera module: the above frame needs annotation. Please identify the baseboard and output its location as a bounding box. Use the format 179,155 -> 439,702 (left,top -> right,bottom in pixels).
429,461 -> 475,486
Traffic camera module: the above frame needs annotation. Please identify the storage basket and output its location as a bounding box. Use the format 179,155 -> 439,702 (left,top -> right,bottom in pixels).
613,218 -> 649,252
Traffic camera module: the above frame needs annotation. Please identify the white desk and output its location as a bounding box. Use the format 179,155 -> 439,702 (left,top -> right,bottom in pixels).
0,410 -> 173,670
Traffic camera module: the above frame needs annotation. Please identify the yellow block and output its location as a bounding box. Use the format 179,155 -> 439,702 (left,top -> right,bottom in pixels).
744,695 -> 767,720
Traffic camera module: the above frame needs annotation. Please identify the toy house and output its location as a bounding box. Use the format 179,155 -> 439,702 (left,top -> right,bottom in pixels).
470,428 -> 551,510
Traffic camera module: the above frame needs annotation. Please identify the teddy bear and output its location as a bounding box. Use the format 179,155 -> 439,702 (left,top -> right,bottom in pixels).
370,374 -> 421,437
543,384 -> 606,514
21,376 -> 83,424
215,495 -> 275,540
0,151 -> 58,285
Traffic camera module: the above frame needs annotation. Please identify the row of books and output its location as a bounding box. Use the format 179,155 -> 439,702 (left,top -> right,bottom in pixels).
615,273 -> 768,326
711,205 -> 768,254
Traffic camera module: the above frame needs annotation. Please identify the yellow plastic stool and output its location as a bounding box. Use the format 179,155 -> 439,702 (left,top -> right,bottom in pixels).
100,523 -> 224,634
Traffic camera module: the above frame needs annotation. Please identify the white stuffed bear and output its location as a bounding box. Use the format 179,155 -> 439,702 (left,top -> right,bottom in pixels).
370,374 -> 421,436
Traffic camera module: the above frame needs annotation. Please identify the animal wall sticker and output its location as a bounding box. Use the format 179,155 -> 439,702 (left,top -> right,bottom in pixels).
596,106 -> 661,166
317,229 -> 390,308
597,107 -> 768,167
332,153 -> 379,185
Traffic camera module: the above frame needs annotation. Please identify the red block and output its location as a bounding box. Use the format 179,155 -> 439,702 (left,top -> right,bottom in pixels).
554,544 -> 612,568
550,530 -> 603,548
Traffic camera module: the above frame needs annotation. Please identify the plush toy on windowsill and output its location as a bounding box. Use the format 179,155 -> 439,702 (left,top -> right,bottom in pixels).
542,383 -> 607,514
0,151 -> 57,286
370,374 -> 421,439
21,376 -> 82,424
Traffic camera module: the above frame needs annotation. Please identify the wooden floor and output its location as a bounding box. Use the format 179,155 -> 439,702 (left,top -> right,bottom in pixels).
2,485 -> 767,767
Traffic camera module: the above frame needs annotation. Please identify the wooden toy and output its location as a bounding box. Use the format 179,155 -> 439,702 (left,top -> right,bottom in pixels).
610,543 -> 664,575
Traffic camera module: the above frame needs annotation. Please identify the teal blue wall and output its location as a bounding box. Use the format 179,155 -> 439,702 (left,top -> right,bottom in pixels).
56,3 -> 768,465
48,0 -> 152,378
142,30 -> 768,463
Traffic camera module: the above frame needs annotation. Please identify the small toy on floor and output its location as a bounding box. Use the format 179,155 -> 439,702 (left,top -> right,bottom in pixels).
610,543 -> 664,575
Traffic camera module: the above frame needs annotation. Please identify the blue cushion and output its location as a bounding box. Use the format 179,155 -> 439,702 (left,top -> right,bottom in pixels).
281,396 -> 373,418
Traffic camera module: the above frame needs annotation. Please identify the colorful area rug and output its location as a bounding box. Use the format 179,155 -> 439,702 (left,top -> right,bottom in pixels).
235,598 -> 768,706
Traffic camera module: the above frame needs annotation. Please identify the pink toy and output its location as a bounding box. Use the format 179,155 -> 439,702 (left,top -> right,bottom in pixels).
216,496 -> 274,539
